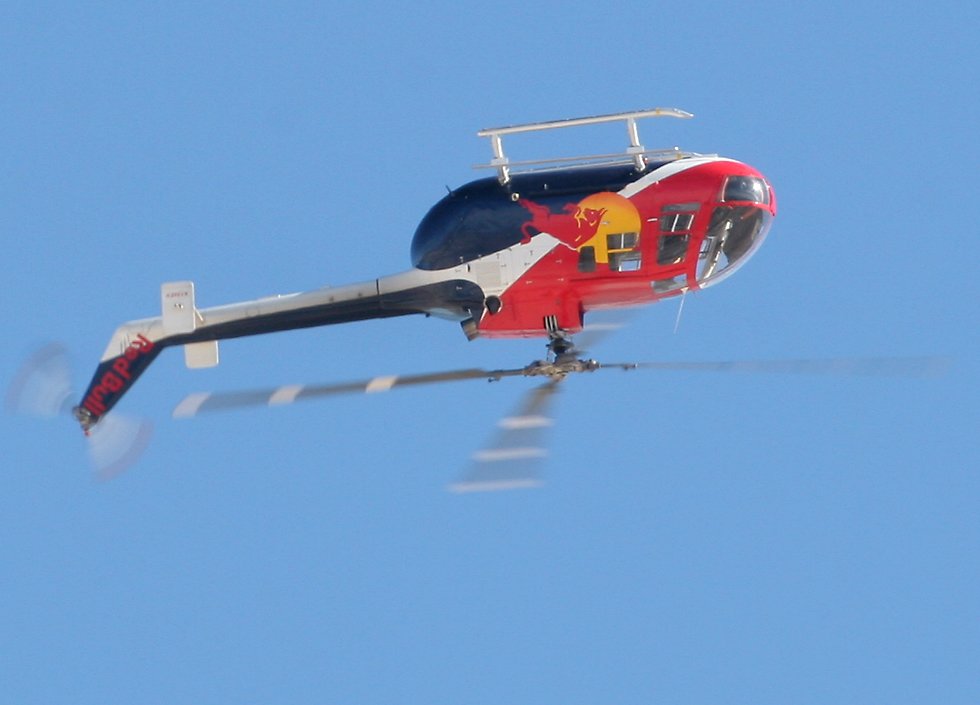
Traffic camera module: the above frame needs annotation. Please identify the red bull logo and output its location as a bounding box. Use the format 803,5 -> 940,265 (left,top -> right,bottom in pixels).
519,199 -> 607,247
80,334 -> 156,416
517,192 -> 642,263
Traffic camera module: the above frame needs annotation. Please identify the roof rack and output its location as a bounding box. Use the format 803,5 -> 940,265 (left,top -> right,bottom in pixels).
477,108 -> 695,184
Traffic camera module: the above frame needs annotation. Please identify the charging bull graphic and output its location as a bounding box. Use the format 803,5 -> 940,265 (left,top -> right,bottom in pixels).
518,191 -> 642,264
519,199 -> 607,247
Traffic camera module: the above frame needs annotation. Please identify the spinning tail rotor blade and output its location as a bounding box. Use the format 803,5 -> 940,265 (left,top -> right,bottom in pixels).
172,367 -> 529,418
7,343 -> 153,480
86,412 -> 154,481
5,343 -> 74,417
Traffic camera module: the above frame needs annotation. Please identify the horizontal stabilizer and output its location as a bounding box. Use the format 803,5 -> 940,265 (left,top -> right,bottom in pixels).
184,341 -> 219,369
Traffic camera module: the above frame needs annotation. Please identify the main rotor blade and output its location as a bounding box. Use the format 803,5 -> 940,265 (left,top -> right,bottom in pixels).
449,379 -> 561,493
608,356 -> 950,377
173,366 -> 529,418
573,307 -> 636,353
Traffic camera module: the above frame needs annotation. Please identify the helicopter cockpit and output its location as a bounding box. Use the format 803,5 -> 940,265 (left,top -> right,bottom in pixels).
695,175 -> 773,288
652,174 -> 773,295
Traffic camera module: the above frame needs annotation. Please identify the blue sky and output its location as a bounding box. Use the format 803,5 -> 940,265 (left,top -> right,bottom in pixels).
2,2 -> 978,703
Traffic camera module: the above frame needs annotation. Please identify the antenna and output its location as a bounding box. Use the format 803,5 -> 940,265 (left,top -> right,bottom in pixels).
673,291 -> 688,334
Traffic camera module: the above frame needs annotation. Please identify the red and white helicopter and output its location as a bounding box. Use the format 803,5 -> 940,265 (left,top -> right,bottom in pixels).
71,108 -> 777,485
9,109 -> 939,486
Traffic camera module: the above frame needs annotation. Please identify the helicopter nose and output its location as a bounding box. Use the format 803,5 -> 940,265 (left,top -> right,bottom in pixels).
722,173 -> 774,211
695,202 -> 774,288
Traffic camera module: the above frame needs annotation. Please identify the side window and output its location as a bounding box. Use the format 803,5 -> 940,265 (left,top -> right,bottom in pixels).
657,234 -> 689,265
607,232 -> 639,250
610,251 -> 642,272
653,275 -> 685,293
657,206 -> 697,266
661,213 -> 694,232
607,232 -> 641,272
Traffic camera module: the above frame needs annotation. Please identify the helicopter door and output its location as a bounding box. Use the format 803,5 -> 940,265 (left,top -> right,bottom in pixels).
652,205 -> 697,293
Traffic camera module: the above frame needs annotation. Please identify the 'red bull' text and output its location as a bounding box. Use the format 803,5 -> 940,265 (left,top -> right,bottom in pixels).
81,334 -> 155,416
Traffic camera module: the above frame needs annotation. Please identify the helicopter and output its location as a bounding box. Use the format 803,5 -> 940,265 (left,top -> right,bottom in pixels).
58,108 -> 786,487
15,108 -> 776,485
9,108 -> 944,486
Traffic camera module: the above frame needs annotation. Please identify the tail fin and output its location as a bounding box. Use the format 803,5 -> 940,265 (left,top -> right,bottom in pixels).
73,333 -> 162,433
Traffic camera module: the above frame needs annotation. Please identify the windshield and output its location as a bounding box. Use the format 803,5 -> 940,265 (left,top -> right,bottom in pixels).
695,205 -> 773,288
723,175 -> 770,205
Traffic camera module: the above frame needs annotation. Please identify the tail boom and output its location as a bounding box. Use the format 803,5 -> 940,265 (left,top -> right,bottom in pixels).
74,269 -> 486,432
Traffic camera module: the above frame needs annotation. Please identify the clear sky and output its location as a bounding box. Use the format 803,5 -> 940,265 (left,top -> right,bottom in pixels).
2,2 -> 978,703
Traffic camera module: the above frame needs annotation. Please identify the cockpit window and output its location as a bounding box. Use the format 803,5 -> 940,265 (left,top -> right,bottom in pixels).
723,176 -> 770,205
696,205 -> 773,287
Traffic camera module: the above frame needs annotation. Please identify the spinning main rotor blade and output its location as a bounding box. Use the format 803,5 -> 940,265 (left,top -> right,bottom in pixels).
173,366 -> 532,417
171,352 -> 948,491
450,380 -> 561,493
174,354 -> 949,419
610,356 -> 951,377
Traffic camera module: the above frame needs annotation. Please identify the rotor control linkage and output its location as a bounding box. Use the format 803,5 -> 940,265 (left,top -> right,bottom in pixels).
518,358 -> 601,379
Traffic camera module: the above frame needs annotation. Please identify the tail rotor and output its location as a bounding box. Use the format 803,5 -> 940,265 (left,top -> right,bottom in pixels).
7,343 -> 153,480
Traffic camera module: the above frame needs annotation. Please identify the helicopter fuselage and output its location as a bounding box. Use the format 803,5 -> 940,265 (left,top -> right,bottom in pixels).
73,154 -> 775,432
412,156 -> 776,338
